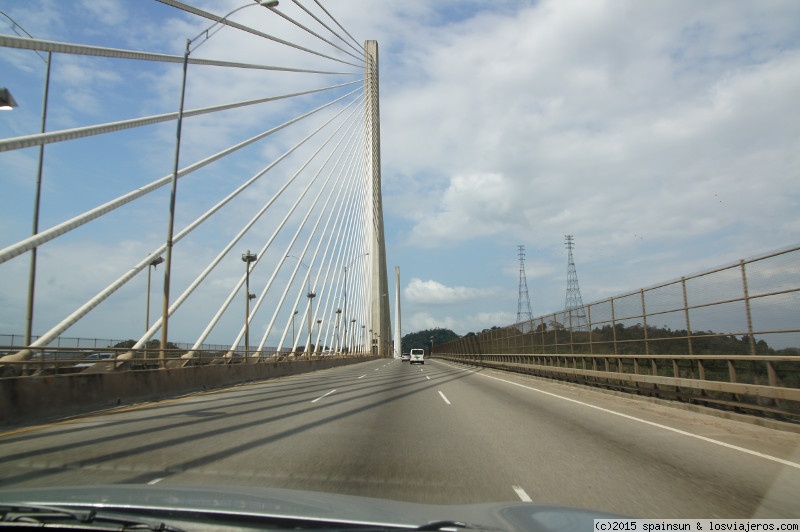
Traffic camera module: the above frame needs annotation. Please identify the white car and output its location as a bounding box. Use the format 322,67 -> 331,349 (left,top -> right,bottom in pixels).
409,348 -> 424,365
74,353 -> 115,368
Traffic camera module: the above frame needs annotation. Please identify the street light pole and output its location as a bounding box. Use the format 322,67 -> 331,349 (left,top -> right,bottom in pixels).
342,252 -> 368,353
291,310 -> 298,353
307,290 -> 316,355
335,308 -> 341,353
146,256 -> 165,336
2,11 -> 53,350
286,254 -> 316,355
241,250 -> 258,358
160,0 -> 278,367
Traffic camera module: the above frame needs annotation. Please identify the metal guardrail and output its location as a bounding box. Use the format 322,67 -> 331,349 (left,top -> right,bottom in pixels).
434,353 -> 800,421
0,346 -> 364,377
0,335 -> 242,353
433,245 -> 800,422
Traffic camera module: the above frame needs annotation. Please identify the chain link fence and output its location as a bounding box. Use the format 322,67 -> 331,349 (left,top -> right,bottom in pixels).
435,245 -> 800,420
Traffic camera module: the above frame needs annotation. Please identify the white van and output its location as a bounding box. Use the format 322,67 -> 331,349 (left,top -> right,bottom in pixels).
409,348 -> 424,365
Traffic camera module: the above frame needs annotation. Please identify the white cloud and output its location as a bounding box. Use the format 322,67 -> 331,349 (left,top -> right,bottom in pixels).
404,278 -> 494,305
3,0 -> 799,347
384,0 -> 800,259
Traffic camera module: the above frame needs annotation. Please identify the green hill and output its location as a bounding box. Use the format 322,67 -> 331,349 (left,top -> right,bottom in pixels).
401,328 -> 460,353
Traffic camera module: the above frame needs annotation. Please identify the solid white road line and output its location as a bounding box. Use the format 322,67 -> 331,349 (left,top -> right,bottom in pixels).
438,391 -> 451,405
311,389 -> 337,403
512,485 -> 532,502
441,362 -> 800,471
357,374 -> 367,379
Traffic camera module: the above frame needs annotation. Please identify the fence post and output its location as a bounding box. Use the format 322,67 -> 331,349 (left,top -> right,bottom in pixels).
610,297 -> 618,356
587,304 -> 594,355
727,359 -> 737,383
568,309 -> 575,355
541,317 -> 546,354
640,289 -> 650,356
551,313 -> 557,355
681,277 -> 693,356
740,260 -> 757,357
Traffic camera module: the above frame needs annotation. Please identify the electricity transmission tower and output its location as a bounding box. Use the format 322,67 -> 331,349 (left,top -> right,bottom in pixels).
564,235 -> 588,330
516,245 -> 533,331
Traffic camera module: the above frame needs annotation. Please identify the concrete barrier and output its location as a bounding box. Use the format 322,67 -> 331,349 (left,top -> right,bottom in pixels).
0,356 -> 377,426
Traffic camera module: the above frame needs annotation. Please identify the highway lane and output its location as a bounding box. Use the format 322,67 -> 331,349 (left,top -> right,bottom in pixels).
0,358 -> 798,518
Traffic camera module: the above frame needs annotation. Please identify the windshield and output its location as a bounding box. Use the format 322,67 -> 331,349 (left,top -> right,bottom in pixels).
1,0 -> 799,527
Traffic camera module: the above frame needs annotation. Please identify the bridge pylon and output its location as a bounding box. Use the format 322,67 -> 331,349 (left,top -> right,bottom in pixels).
365,40 -> 391,357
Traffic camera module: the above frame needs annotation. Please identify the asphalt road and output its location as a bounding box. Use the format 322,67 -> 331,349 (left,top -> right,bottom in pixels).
1,358 -> 799,518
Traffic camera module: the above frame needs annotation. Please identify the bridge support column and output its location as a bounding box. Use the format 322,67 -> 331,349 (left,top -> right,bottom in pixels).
365,40 -> 390,357
394,266 -> 401,358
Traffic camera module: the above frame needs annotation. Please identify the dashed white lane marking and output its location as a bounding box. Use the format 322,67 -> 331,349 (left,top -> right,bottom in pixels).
147,478 -> 164,485
438,391 -> 451,405
426,375 -> 430,380
357,374 -> 367,379
311,389 -> 337,403
512,485 -> 532,502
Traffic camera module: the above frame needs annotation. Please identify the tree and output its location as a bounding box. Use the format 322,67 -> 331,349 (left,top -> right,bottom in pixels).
402,328 -> 460,352
113,339 -> 178,351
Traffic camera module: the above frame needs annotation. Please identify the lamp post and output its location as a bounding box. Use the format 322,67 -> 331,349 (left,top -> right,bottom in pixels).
1,11 -> 53,351
315,319 -> 322,354
342,252 -> 368,353
350,319 -> 356,354
334,308 -> 341,353
286,255 -> 316,355
307,291 -> 316,355
160,0 -> 279,366
361,325 -> 366,355
145,256 -> 165,337
241,250 -> 258,358
291,310 -> 298,353
0,87 -> 18,110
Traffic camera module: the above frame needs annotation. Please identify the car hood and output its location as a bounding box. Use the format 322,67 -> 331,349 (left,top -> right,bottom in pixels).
0,484 -> 624,531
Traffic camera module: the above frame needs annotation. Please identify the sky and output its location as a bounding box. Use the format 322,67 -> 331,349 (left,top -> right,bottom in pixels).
1,0 -> 799,349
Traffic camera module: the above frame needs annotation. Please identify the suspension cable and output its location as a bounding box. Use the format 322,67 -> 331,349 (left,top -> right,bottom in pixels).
0,80 -> 359,153
0,88 -> 360,265
179,97 -> 365,354
156,0 -> 361,68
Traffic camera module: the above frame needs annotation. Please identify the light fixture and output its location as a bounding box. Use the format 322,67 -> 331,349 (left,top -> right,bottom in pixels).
0,88 -> 18,110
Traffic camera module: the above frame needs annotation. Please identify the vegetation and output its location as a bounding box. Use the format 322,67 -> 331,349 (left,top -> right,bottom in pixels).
113,339 -> 180,352
402,328 -> 460,352
441,323 -> 797,357
520,323 -> 795,357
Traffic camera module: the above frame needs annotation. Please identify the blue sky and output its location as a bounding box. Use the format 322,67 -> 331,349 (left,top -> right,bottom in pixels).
1,0 -> 799,348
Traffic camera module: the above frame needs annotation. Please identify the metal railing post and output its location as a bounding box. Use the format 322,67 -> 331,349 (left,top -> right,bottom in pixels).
740,260 -> 757,356
681,277 -> 693,357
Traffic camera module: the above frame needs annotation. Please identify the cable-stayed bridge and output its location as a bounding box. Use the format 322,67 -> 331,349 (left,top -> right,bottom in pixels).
1,3 -> 800,517
1,1 -> 390,368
